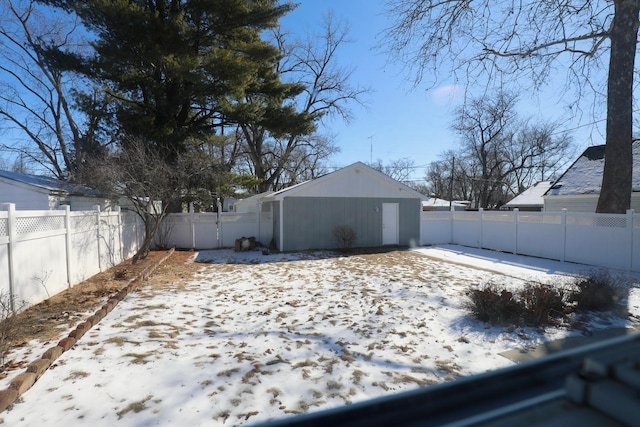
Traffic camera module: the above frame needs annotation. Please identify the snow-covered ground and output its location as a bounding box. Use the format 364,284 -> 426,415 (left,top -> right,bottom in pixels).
2,245 -> 639,426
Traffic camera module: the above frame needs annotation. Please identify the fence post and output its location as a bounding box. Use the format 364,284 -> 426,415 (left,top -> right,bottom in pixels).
627,209 -> 634,272
449,205 -> 455,244
560,209 -> 567,262
62,205 -> 72,287
478,208 -> 484,249
95,205 -> 103,272
2,203 -> 16,311
115,206 -> 123,263
513,208 -> 519,255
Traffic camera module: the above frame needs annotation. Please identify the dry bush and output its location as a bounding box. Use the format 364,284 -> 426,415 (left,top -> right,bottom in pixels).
467,282 -> 567,327
519,283 -> 566,326
568,270 -> 628,313
333,225 -> 357,252
465,283 -> 522,325
0,292 -> 25,369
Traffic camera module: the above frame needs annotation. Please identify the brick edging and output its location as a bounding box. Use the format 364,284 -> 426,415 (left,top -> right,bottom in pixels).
0,248 -> 176,412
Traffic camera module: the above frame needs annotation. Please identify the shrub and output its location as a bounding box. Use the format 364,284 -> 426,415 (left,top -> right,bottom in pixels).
333,225 -> 357,252
0,292 -> 23,369
466,283 -> 522,325
518,283 -> 566,326
568,271 -> 627,313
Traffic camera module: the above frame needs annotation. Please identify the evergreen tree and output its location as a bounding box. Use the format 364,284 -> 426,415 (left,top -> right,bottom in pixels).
38,0 -> 298,164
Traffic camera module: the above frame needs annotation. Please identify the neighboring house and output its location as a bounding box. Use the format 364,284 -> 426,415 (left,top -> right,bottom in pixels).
230,191 -> 273,213
261,162 -> 427,252
0,170 -> 114,211
422,197 -> 466,211
544,142 -> 640,212
502,181 -> 553,211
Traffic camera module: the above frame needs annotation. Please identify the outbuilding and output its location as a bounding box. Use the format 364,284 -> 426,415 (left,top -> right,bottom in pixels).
0,169 -> 114,211
261,162 -> 427,251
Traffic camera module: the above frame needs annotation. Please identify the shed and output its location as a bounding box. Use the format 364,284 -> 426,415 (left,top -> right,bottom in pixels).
543,143 -> 640,212
503,181 -> 553,211
0,169 -> 114,211
262,162 -> 427,251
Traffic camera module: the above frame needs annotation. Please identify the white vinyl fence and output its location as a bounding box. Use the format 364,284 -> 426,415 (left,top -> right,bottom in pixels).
421,208 -> 640,273
162,211 -> 273,250
0,203 -> 144,308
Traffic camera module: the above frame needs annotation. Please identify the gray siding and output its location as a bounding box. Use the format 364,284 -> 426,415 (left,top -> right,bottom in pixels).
270,201 -> 281,248
282,197 -> 420,251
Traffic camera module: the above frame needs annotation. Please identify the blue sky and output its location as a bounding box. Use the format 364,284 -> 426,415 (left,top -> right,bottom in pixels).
280,0 -> 606,181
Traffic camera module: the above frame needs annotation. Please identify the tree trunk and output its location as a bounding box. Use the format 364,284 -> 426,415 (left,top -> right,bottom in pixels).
597,0 -> 639,213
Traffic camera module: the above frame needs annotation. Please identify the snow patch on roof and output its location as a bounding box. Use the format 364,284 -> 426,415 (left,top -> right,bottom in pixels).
504,181 -> 553,207
546,142 -> 640,196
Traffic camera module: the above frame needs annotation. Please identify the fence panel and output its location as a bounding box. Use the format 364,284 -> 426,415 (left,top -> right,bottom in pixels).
421,209 -> 638,273
481,211 -> 516,253
516,213 -> 564,260
0,204 -> 143,308
12,210 -> 68,304
121,212 -> 143,259
451,211 -> 482,247
564,213 -> 630,271
68,212 -> 101,285
421,212 -> 451,245
219,213 -> 258,248
192,214 -> 218,249
165,214 -> 195,249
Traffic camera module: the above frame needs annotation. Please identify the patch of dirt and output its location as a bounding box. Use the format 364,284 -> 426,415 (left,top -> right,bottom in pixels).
3,249 -> 201,371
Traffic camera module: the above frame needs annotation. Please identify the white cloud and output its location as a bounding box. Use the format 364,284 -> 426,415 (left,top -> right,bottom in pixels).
431,85 -> 463,106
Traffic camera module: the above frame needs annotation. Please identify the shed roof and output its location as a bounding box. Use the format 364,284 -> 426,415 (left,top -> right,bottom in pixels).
0,169 -> 104,197
546,142 -> 640,196
263,162 -> 428,201
504,181 -> 553,208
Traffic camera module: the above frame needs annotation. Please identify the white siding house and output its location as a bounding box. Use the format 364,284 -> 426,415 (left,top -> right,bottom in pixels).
0,170 -> 115,211
503,181 -> 553,211
544,143 -> 640,212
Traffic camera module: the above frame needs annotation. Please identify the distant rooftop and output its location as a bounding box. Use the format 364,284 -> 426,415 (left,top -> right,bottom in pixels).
0,169 -> 104,197
504,181 -> 553,208
546,142 -> 640,196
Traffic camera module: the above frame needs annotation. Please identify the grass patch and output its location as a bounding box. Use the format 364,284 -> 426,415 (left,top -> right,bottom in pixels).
117,395 -> 153,419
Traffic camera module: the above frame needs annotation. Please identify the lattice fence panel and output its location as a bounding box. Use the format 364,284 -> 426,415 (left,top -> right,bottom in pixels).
567,215 -> 627,228
0,218 -> 7,237
15,216 -> 65,235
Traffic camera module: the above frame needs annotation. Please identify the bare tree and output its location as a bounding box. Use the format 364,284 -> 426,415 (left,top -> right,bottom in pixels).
383,0 -> 638,213
369,157 -> 415,183
0,0 -> 104,179
87,136 -> 186,263
424,92 -> 572,208
453,92 -> 517,208
238,13 -> 368,192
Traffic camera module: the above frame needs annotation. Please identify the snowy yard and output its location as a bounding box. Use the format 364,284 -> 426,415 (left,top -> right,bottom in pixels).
2,245 -> 639,426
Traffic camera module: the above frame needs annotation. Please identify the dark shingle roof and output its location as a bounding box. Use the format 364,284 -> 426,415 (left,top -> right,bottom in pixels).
546,142 -> 640,196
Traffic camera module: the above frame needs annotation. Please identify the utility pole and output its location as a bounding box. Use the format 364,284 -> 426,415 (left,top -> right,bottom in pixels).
368,135 -> 374,164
